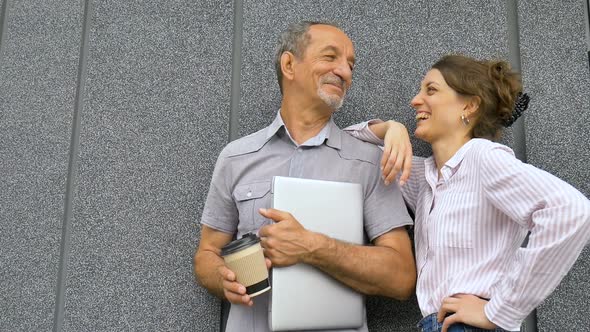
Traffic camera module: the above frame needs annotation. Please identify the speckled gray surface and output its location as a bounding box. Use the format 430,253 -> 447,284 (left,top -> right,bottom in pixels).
241,1 -> 509,330
0,1 -> 81,331
519,0 -> 590,196
518,1 -> 590,331
61,1 -> 232,331
3,0 -> 589,331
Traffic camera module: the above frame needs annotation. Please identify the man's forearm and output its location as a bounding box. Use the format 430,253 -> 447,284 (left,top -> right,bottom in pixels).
302,232 -> 416,300
258,209 -> 416,300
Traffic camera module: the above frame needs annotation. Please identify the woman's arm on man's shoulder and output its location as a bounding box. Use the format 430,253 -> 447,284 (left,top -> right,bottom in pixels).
344,119 -> 413,186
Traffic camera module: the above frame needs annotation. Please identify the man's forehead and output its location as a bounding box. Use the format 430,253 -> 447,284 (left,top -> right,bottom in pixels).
308,25 -> 351,41
307,25 -> 354,52
309,24 -> 344,33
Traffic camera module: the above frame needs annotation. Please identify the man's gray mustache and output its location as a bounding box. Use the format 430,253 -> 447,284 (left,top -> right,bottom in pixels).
320,75 -> 345,90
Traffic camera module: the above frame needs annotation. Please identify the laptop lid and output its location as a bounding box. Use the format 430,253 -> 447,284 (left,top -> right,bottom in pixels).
269,176 -> 365,331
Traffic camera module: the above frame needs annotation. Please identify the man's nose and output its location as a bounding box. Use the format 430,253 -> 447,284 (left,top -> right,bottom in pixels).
333,61 -> 352,87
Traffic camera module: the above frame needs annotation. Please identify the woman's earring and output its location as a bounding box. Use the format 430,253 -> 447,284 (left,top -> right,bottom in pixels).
461,114 -> 470,126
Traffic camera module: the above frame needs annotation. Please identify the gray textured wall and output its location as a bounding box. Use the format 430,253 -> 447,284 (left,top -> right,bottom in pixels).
518,1 -> 590,331
0,0 -> 81,330
60,1 -> 233,331
0,0 -> 588,331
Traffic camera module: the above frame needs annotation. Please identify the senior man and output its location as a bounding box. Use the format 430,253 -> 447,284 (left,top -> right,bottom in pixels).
194,21 -> 416,332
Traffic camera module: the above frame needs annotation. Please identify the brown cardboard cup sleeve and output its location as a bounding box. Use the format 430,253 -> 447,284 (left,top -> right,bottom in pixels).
221,233 -> 270,297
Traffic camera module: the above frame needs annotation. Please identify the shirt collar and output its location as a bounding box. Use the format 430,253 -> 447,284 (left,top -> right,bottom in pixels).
425,139 -> 478,183
445,139 -> 476,168
265,110 -> 341,149
265,111 -> 285,140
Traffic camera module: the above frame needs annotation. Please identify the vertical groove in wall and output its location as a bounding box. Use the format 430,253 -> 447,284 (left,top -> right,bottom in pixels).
0,0 -> 9,62
506,3 -> 537,332
506,0 -> 527,163
219,2 -> 244,331
53,0 -> 92,331
584,0 -> 590,71
228,0 -> 243,142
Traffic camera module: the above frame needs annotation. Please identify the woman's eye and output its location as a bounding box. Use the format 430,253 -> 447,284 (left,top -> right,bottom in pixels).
427,87 -> 436,94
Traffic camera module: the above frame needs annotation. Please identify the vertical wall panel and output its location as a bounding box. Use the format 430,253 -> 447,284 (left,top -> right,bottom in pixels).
62,1 -> 233,330
518,0 -> 590,330
0,0 -> 82,331
240,1 -> 510,330
0,0 -> 7,52
519,0 -> 590,196
1,1 -> 588,331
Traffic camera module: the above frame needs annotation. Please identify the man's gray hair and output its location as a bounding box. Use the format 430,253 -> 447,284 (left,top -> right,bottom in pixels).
274,21 -> 340,94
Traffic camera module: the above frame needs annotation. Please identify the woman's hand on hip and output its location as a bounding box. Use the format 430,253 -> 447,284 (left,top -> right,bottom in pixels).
437,294 -> 497,332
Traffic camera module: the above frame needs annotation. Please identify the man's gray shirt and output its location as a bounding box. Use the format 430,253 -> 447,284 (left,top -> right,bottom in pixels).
201,112 -> 413,332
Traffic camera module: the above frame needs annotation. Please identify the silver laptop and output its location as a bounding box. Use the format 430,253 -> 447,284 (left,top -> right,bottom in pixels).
269,176 -> 365,331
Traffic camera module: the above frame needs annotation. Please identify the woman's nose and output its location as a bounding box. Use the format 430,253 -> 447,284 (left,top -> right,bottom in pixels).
410,93 -> 422,108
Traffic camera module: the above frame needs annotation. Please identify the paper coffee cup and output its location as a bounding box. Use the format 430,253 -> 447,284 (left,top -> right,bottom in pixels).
221,233 -> 270,297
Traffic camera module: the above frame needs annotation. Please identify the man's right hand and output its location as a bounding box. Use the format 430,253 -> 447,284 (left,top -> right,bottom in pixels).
218,265 -> 253,306
218,258 -> 272,306
195,225 -> 273,306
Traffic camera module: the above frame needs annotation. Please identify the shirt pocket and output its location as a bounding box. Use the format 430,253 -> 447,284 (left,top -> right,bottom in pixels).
434,192 -> 477,249
233,181 -> 272,233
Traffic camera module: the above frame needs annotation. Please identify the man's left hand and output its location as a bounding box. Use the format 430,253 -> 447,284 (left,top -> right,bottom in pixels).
258,208 -> 316,267
437,294 -> 497,332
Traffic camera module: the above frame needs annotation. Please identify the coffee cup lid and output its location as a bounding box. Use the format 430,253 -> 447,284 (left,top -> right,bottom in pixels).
221,233 -> 260,256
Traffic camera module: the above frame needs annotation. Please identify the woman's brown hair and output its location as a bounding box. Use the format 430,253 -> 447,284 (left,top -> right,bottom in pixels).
432,55 -> 523,141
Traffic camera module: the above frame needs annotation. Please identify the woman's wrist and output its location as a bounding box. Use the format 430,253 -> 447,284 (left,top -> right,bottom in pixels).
385,120 -> 403,131
369,120 -> 395,140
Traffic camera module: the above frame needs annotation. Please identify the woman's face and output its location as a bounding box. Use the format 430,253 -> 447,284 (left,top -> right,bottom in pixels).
410,69 -> 469,144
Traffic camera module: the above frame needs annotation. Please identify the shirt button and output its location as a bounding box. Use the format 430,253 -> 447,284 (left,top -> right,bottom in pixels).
246,192 -> 252,198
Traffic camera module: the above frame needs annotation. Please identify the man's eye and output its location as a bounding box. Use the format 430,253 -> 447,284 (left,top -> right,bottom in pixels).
324,54 -> 336,60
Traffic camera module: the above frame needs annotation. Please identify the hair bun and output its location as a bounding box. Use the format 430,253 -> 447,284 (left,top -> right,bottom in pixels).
488,61 -> 508,81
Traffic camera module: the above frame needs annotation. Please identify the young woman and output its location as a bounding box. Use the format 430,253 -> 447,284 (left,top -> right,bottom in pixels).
345,54 -> 590,332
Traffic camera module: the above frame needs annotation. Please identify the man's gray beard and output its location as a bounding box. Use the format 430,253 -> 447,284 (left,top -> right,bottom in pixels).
318,87 -> 345,111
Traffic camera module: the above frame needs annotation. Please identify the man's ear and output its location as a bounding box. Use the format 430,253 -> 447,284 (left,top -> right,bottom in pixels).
280,51 -> 296,81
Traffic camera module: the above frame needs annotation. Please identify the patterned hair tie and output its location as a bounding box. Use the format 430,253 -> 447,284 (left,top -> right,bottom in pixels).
503,92 -> 530,127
